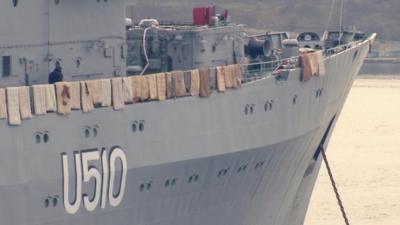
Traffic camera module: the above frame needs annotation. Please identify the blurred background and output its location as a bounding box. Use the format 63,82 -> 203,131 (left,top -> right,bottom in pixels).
128,0 -> 400,73
127,0 -> 399,41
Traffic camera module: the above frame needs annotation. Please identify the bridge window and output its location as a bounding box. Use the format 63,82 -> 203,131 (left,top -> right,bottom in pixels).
2,56 -> 12,77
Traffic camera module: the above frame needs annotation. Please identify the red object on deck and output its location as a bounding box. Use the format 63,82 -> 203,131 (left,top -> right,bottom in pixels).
193,6 -> 216,26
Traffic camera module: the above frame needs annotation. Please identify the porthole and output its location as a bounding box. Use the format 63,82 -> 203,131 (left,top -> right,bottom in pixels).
92,126 -> 98,137
44,198 -> 50,208
218,169 -> 229,177
255,161 -> 265,169
171,178 -> 177,186
237,165 -> 248,173
12,0 -> 18,7
265,101 -> 273,111
139,121 -> 145,132
250,104 -> 255,114
264,102 -> 269,112
132,122 -> 137,133
146,182 -> 152,190
316,89 -> 320,98
54,0 -> 60,5
76,58 -> 81,68
52,197 -> 58,207
292,95 -> 298,105
212,44 -> 216,53
316,88 -> 323,98
140,184 -> 145,192
35,134 -> 41,144
188,176 -> 193,183
84,128 -> 90,138
43,133 -> 49,143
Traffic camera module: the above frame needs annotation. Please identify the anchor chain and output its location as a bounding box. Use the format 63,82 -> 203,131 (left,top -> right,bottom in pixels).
320,146 -> 351,225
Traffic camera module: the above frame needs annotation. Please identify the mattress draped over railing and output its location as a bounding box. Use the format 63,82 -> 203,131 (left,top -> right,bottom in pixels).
2,64 -> 243,126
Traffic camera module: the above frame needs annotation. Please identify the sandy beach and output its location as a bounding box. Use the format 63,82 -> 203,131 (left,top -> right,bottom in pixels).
305,77 -> 400,225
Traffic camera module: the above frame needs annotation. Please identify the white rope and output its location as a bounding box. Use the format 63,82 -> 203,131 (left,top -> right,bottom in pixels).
140,27 -> 153,75
339,0 -> 345,45
324,0 -> 337,33
339,0 -> 344,32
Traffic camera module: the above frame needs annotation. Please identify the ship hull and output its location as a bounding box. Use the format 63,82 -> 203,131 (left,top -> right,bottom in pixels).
0,37 -> 373,225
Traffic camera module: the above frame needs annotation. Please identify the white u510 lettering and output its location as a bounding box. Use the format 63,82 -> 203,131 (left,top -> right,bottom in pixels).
62,147 -> 128,215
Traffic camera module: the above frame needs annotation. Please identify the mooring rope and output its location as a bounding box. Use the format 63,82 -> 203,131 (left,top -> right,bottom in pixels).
320,146 -> 351,225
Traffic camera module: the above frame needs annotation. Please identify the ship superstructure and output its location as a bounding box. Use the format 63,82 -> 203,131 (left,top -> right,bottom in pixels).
0,0 -> 126,86
0,2 -> 375,225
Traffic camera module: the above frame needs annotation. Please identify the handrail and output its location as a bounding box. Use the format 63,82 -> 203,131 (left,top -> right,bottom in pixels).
151,35 -> 375,84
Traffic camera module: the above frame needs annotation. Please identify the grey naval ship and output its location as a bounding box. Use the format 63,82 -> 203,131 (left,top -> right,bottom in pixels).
0,1 -> 375,225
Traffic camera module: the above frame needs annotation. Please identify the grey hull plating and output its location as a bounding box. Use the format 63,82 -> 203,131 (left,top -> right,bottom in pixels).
0,40 -> 370,225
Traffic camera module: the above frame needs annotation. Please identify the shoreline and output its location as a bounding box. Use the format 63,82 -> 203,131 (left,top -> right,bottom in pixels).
358,75 -> 400,79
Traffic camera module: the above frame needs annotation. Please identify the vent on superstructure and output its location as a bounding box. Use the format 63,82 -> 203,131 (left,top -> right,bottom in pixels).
2,56 -> 12,77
